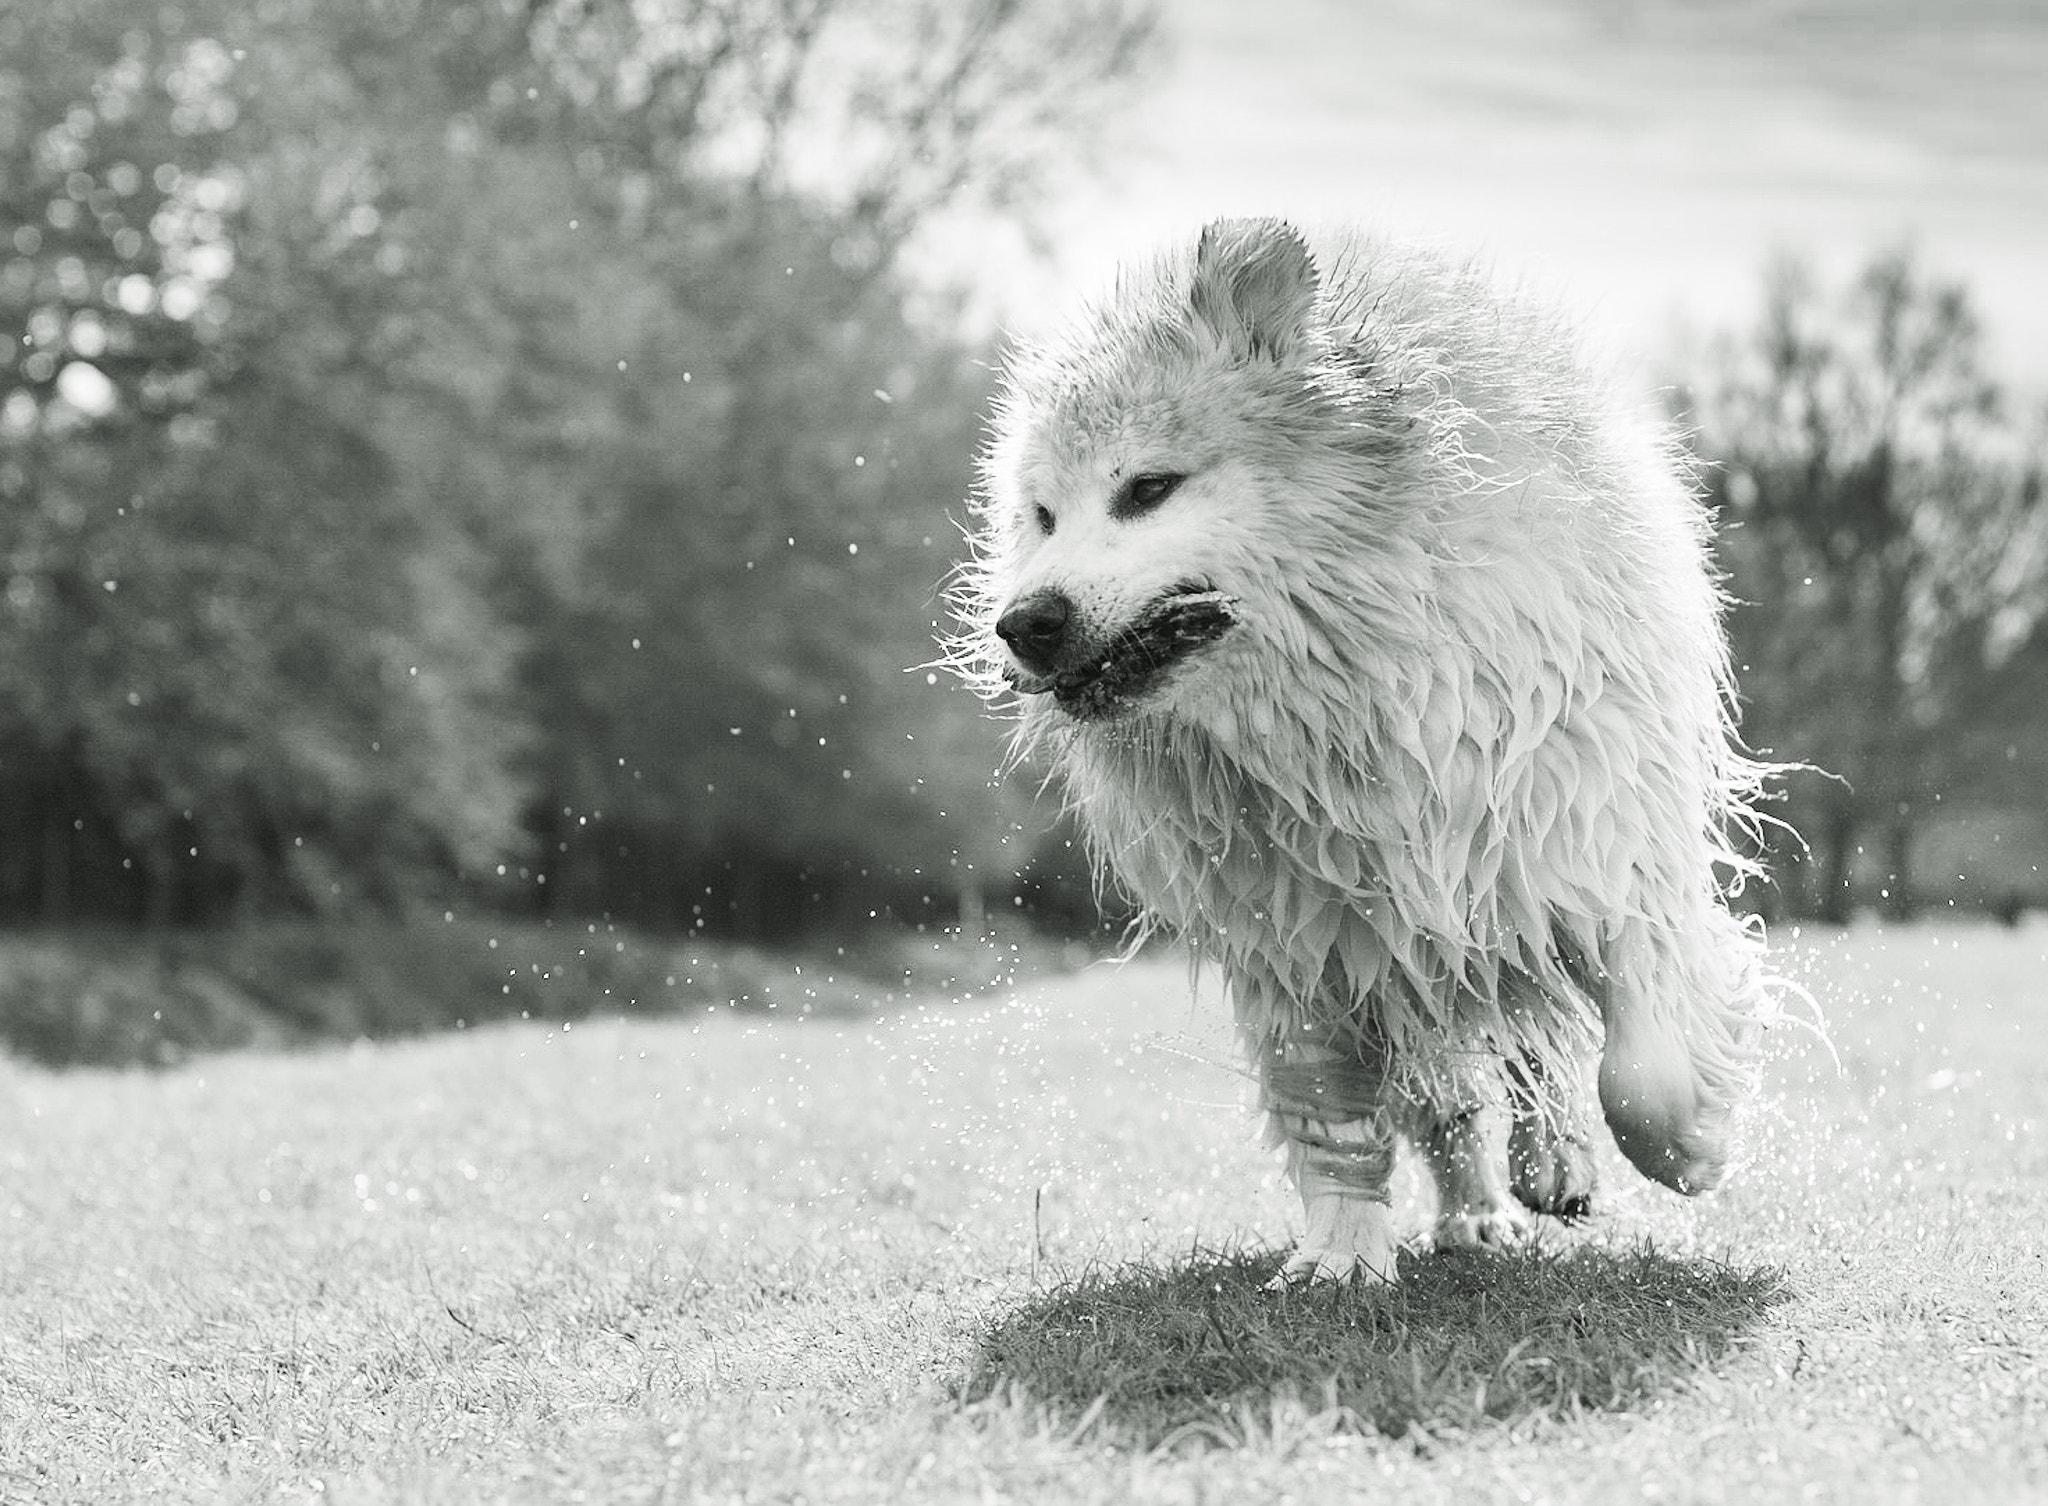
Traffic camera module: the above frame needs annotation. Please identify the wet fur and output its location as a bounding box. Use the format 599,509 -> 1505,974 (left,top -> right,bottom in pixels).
951,219 -> 1775,1282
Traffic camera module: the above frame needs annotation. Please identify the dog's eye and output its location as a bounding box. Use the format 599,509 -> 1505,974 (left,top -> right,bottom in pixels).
1032,504 -> 1055,535
1114,472 -> 1186,519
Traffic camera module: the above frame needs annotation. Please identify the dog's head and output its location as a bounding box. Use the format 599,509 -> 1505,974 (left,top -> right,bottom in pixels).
964,218 -> 1387,733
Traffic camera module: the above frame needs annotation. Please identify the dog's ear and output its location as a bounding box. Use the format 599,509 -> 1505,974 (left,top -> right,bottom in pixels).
1190,218 -> 1318,362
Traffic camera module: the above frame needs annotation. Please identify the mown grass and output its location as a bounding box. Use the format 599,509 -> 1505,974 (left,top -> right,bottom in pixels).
1,919 -> 2044,1503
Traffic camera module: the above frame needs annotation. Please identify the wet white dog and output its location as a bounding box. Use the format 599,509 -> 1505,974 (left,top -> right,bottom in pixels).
955,219 -> 1774,1283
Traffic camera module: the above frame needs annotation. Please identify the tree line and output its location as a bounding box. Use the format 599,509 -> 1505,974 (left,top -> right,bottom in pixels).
1682,253 -> 2048,921
4,1 -> 2043,938
0,0 -> 1149,937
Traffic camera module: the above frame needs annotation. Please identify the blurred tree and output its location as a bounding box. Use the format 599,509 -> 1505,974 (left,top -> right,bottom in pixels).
1685,251 -> 2048,921
0,0 -> 1154,936
400,0 -> 1156,935
0,1 -> 530,924
522,0 -> 1155,269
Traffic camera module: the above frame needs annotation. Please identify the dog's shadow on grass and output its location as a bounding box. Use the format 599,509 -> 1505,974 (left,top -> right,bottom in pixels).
960,1242 -> 1789,1449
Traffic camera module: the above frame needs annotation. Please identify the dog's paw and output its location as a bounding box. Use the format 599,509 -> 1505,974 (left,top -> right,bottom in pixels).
1267,1192 -> 1397,1287
1431,1203 -> 1530,1251
1599,1016 -> 1734,1195
1508,1122 -> 1599,1221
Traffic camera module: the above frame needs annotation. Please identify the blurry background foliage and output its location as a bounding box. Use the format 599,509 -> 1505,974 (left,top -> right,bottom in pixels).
1,0 -> 2045,1046
1678,252 -> 2048,924
0,0 -> 1151,946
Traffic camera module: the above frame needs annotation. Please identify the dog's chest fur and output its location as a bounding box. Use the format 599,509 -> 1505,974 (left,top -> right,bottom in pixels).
1059,690 -> 1605,1097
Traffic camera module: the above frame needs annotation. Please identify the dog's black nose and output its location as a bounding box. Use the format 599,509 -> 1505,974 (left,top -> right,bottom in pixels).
995,590 -> 1073,673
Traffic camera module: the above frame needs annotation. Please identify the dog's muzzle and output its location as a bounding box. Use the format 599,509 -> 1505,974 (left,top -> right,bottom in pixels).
996,585 -> 1239,718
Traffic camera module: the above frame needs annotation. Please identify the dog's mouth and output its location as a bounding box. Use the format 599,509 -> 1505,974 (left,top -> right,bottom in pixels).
1004,586 -> 1239,719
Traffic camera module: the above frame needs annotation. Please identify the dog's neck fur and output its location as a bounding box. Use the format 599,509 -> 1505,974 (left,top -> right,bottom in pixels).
1051,687 -> 1602,1113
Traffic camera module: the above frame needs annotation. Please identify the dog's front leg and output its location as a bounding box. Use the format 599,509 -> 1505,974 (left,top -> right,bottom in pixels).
1261,1040 -> 1399,1285
1412,1103 -> 1529,1249
1505,1054 -> 1598,1220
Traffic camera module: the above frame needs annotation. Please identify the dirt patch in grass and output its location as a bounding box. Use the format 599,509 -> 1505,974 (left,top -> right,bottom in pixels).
962,1241 -> 1791,1449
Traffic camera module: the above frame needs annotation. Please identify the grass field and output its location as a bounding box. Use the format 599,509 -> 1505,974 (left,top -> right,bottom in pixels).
2,919 -> 2044,1503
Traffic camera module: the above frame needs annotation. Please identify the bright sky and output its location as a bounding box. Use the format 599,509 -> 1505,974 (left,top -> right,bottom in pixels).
951,0 -> 2048,398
